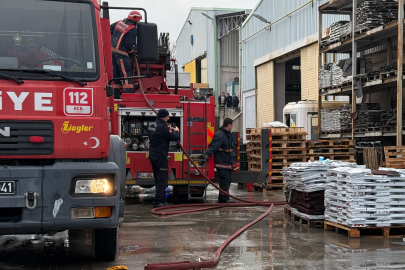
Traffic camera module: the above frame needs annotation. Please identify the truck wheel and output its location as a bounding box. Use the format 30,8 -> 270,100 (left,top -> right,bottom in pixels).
93,226 -> 119,261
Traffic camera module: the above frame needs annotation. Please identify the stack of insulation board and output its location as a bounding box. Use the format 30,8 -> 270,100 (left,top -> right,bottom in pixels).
325,167 -> 405,227
356,1 -> 398,32
308,140 -> 356,163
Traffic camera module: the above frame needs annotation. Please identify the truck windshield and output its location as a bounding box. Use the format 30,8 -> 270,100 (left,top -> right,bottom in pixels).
0,0 -> 98,80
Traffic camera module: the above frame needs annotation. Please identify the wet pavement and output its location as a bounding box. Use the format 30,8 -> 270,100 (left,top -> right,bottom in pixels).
2,184 -> 405,269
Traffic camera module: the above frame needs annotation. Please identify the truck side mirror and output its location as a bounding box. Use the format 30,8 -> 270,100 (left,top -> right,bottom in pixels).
106,85 -> 113,97
137,22 -> 158,63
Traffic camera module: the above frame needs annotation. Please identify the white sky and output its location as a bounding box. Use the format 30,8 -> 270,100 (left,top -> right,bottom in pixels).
107,0 -> 256,41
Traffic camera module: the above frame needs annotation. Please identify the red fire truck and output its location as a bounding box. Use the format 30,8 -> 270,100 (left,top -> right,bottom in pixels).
0,0 -> 128,261
103,6 -> 218,199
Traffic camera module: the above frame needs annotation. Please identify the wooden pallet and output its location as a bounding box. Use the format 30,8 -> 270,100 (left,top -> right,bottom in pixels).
385,146 -> 405,169
249,156 -> 261,164
308,140 -> 353,148
247,149 -> 261,156
324,221 -> 405,238
246,128 -> 261,135
308,148 -> 355,155
380,70 -> 396,79
247,142 -> 261,149
265,127 -> 306,134
272,148 -> 307,156
246,134 -> 261,142
272,156 -> 308,163
271,164 -> 289,170
309,155 -> 355,162
272,141 -> 307,148
249,163 -> 261,171
271,134 -> 307,141
262,183 -> 284,191
284,205 -> 324,228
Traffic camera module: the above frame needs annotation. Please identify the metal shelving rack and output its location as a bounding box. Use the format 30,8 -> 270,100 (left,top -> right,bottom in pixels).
318,0 -> 405,145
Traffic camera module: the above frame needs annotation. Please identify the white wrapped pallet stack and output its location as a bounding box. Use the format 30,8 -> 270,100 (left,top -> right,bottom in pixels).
325,167 -> 405,227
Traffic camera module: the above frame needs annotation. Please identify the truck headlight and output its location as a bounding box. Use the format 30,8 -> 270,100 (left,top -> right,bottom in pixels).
75,179 -> 110,194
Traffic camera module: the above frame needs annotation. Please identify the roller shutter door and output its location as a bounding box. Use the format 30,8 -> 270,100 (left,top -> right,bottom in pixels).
301,43 -> 319,101
256,61 -> 275,126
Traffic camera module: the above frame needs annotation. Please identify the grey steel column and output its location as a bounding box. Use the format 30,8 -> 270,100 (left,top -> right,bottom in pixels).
397,0 -> 404,146
352,0 -> 357,140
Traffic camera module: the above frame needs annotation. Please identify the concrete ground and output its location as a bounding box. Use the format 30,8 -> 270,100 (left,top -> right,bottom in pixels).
2,184 -> 405,270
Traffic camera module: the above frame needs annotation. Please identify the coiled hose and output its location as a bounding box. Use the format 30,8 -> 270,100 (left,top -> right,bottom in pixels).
133,58 -> 284,270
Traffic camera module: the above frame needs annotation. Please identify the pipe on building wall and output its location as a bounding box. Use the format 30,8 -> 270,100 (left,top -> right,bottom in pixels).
239,0 -> 315,44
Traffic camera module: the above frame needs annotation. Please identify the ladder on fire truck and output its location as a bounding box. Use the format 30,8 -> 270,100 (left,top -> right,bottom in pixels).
186,101 -> 208,201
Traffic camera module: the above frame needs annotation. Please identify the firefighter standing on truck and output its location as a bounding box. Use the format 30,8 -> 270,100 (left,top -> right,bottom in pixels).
206,118 -> 235,203
111,11 -> 142,95
148,109 -> 180,208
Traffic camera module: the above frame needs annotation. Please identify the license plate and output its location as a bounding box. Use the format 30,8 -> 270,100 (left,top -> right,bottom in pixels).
138,173 -> 153,179
0,181 -> 15,195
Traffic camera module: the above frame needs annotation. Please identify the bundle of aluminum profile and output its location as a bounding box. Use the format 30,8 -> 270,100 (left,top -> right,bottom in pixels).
329,21 -> 350,43
319,63 -> 352,88
325,167 -> 405,227
321,105 -> 352,132
356,1 -> 398,31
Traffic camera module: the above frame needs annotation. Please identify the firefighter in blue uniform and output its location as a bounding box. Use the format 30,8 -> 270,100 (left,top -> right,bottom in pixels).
148,109 -> 180,208
206,118 -> 235,203
111,11 -> 142,96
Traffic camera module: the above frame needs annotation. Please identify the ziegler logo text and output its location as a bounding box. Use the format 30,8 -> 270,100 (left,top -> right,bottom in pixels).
61,121 -> 93,134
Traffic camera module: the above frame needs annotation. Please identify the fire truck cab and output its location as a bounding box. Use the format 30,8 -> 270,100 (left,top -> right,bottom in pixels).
0,0 -> 126,261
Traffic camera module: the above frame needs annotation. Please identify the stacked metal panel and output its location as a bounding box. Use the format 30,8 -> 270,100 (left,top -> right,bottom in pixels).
325,167 -> 405,227
284,161 -> 355,219
356,1 -> 398,32
283,162 -> 330,193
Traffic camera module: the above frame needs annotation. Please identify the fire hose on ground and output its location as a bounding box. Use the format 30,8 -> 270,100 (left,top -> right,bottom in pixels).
132,58 -> 285,270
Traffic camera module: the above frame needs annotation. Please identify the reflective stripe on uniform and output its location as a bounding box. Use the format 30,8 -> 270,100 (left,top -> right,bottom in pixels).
119,59 -> 129,85
215,164 -> 232,169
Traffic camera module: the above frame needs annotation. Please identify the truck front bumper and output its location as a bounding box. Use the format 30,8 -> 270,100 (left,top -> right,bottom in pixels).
0,162 -> 122,235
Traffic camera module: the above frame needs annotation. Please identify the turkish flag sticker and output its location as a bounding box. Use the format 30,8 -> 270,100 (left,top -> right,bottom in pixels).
63,88 -> 93,116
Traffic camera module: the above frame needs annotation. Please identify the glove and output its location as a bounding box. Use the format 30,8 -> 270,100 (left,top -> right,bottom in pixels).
128,51 -> 135,59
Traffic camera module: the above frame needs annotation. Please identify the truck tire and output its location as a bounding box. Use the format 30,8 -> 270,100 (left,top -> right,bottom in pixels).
93,226 -> 119,261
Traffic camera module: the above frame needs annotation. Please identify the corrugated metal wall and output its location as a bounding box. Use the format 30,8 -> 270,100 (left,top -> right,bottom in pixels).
176,8 -> 243,92
220,30 -> 239,67
241,0 -> 349,92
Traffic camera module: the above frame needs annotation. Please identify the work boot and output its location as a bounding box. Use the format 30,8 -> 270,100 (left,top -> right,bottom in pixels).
163,202 -> 172,206
153,203 -> 165,208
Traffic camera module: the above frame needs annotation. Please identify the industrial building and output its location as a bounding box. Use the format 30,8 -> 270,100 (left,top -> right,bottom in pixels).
176,7 -> 249,103
240,0 -> 349,141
